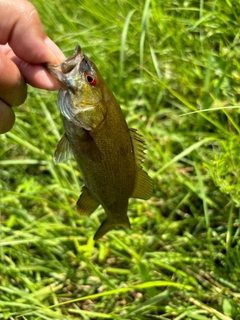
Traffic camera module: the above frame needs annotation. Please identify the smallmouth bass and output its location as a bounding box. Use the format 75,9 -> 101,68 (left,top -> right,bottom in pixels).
46,46 -> 152,240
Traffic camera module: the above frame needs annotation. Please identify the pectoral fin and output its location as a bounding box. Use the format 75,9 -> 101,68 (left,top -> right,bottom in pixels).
76,186 -> 100,216
53,134 -> 72,164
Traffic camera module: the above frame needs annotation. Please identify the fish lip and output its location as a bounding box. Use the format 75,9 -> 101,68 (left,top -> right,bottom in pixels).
61,45 -> 84,74
45,64 -> 67,89
45,45 -> 85,91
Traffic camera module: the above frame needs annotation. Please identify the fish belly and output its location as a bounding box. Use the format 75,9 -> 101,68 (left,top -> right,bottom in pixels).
65,118 -> 136,214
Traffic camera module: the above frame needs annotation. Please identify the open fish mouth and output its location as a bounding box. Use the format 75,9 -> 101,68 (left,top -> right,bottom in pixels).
45,46 -> 84,92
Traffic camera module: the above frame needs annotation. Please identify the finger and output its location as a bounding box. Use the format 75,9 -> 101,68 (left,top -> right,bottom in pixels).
0,100 -> 15,134
11,55 -> 60,90
0,51 -> 27,107
0,0 -> 65,65
1,43 -> 61,90
44,37 -> 66,62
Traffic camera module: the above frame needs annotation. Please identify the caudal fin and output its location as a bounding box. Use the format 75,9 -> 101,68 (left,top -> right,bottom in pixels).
94,216 -> 131,241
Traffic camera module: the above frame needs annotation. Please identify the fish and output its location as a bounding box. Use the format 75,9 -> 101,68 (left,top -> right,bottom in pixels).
46,45 -> 153,240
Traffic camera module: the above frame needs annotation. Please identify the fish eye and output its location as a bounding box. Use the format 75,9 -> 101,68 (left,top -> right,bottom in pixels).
86,74 -> 97,86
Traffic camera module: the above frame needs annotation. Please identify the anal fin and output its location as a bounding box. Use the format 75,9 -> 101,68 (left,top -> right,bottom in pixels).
76,186 -> 100,216
131,168 -> 153,200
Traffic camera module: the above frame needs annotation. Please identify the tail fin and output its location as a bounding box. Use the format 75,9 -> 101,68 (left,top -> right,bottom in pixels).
94,216 -> 131,241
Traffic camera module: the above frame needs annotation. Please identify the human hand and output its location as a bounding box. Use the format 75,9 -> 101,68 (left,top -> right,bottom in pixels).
0,0 -> 65,134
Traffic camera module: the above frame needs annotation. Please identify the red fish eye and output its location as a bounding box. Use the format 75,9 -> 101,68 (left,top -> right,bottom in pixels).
86,75 -> 97,86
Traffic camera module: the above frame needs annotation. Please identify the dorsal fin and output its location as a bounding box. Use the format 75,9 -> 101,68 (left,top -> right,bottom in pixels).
129,128 -> 146,165
132,168 -> 153,200
129,128 -> 153,200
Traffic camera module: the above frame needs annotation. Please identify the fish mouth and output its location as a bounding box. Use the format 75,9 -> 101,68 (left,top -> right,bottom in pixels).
45,46 -> 84,92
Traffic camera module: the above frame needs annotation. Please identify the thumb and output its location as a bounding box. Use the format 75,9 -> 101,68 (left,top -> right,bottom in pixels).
0,0 -> 64,65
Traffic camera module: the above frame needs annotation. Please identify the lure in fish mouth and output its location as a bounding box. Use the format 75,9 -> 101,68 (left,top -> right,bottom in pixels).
46,46 -> 153,240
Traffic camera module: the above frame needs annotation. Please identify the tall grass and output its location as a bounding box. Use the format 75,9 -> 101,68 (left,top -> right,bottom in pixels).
0,0 -> 240,319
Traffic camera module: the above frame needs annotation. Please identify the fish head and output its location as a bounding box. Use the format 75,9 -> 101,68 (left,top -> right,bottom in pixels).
46,46 -> 107,130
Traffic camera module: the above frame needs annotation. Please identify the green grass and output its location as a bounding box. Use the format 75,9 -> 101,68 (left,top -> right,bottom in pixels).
1,0 -> 240,319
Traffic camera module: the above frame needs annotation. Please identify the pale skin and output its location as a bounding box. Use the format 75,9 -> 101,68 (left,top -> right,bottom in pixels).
0,0 -> 65,134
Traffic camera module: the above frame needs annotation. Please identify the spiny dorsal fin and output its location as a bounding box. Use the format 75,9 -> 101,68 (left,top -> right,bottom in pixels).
76,186 -> 100,216
129,128 -> 146,166
129,128 -> 153,200
53,134 -> 72,164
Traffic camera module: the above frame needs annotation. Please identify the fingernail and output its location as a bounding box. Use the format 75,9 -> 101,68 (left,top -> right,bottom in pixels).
44,37 -> 66,63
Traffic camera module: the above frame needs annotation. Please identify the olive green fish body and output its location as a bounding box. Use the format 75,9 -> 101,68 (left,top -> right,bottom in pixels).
46,46 -> 152,240
62,100 -> 136,235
